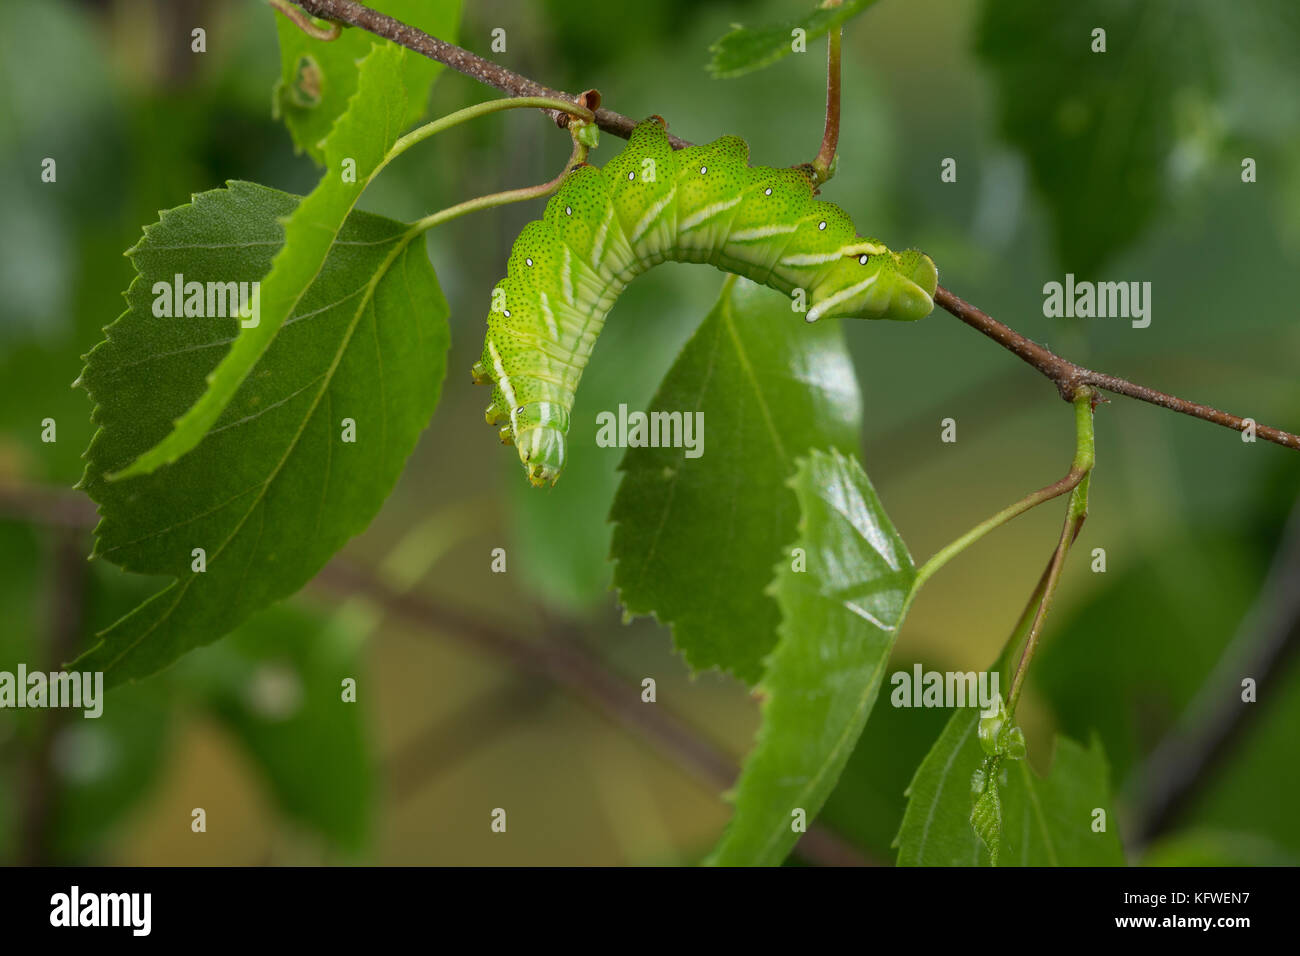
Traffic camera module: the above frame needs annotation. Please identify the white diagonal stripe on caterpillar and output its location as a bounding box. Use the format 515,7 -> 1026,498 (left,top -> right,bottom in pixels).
805,272 -> 879,322
629,186 -> 678,246
779,250 -> 846,266
487,339 -> 519,413
728,223 -> 800,242
590,204 -> 613,271
560,244 -> 574,306
538,291 -> 560,341
678,195 -> 743,232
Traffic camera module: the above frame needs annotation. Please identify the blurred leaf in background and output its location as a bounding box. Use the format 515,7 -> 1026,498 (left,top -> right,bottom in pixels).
1033,533 -> 1264,782
0,516 -> 369,862
174,603 -> 373,854
0,0 -> 126,484
976,0 -> 1300,274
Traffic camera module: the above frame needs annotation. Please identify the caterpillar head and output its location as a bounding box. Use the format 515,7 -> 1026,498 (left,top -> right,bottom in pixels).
805,247 -> 938,323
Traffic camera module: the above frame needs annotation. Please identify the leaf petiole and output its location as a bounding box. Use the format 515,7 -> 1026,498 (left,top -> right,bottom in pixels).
809,3 -> 843,186
898,388 -> 1096,624
406,134 -> 589,236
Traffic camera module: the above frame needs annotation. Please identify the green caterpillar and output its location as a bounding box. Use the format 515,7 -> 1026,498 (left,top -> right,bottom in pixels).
472,118 -> 938,486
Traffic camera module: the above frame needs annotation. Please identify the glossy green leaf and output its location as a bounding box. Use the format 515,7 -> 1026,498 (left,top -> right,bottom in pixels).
273,0 -> 463,164
896,701 -> 1125,866
609,277 -> 862,683
76,180 -> 448,684
707,448 -> 914,866
115,42 -> 410,479
707,0 -> 882,79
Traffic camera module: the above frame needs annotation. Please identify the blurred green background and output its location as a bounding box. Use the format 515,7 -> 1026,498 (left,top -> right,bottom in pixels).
0,0 -> 1297,865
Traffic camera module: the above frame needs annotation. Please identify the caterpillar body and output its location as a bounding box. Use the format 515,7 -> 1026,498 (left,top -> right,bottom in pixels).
472,118 -> 938,487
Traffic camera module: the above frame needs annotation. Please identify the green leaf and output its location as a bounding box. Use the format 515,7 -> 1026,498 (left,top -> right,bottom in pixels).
50,675 -> 172,859
706,448 -> 914,866
609,277 -> 862,683
707,0 -> 881,79
273,0 -> 463,164
174,602 -> 373,852
76,180 -> 449,684
974,0 -> 1241,273
896,702 -> 1125,866
115,42 -> 410,479
969,769 -> 1003,862
1176,647 -> 1300,858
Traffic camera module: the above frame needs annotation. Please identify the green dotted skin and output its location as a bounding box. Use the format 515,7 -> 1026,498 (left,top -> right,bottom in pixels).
474,119 -> 939,486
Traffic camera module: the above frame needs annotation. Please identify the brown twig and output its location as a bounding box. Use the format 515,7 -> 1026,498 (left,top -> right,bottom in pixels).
269,0 -> 343,41
809,8 -> 843,185
0,483 -> 98,530
935,286 -> 1300,451
289,0 -> 689,147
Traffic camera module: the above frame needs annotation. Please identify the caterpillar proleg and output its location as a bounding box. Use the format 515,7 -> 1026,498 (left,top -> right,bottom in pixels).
473,118 -> 938,486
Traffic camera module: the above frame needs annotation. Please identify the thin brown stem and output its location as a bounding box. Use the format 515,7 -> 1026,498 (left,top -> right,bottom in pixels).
290,0 -> 688,147
408,134 -> 588,234
1006,501 -> 1086,716
810,13 -> 843,185
935,285 -> 1300,451
1005,390 -> 1095,716
269,0 -> 343,40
